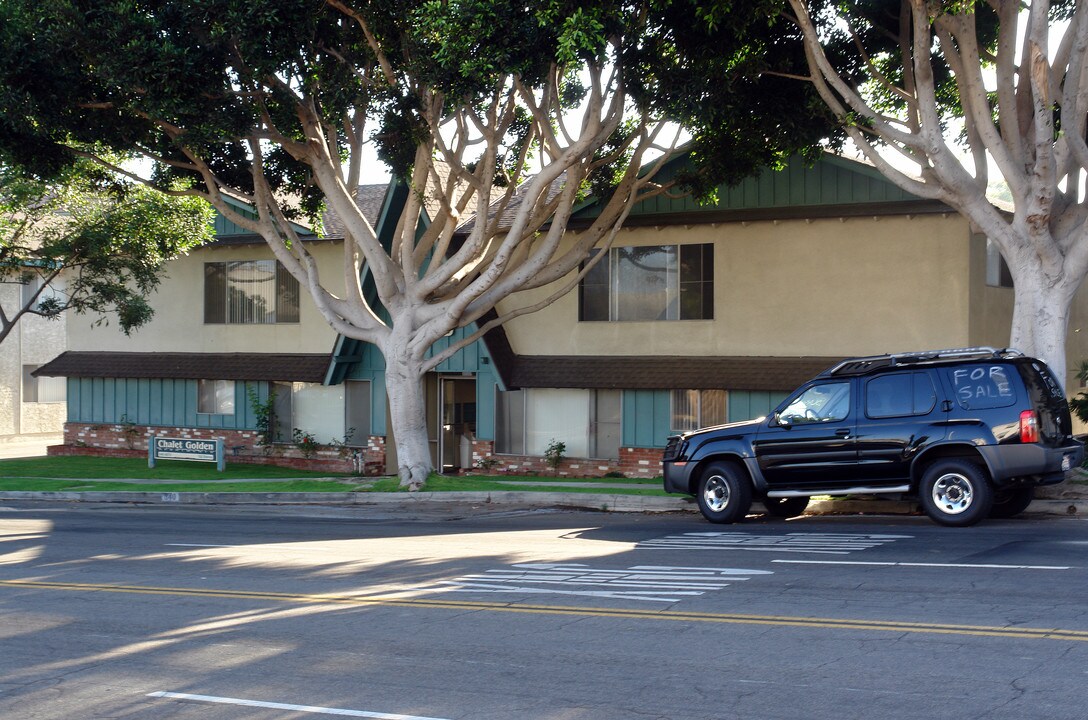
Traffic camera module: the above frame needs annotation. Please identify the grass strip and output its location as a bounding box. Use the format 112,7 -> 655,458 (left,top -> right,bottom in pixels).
0,456 -> 350,481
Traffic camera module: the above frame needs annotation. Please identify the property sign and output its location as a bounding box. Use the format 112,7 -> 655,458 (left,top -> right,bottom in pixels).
149,436 -> 225,471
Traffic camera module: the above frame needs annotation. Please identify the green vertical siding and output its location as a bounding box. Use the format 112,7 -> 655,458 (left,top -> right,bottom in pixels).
728,390 -> 788,423
66,377 -> 260,430
345,326 -> 502,440
475,365 -> 498,441
573,153 -> 924,222
621,389 -> 673,448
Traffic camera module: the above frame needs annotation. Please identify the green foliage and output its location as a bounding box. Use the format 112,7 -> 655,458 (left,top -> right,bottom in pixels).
0,159 -> 213,341
1069,361 -> 1088,425
0,0 -> 839,209
292,428 -> 319,458
247,386 -> 277,447
543,438 -> 566,471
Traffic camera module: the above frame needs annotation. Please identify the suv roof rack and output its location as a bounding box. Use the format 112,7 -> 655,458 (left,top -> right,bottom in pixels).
826,347 -> 1025,377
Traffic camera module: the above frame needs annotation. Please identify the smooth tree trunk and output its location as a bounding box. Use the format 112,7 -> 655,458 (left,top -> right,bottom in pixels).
382,335 -> 432,490
1008,260 -> 1083,390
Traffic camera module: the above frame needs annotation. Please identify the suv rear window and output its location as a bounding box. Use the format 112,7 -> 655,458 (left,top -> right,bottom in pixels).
866,372 -> 936,418
945,364 -> 1017,410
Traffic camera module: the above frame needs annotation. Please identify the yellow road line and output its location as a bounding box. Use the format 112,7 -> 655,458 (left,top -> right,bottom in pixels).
3,578 -> 1087,642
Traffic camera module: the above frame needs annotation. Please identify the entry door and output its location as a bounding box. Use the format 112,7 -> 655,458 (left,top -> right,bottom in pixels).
753,380 -> 858,489
438,377 -> 477,473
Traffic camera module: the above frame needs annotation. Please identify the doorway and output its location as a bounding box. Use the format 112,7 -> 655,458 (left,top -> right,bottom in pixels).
384,374 -> 477,475
438,376 -> 477,473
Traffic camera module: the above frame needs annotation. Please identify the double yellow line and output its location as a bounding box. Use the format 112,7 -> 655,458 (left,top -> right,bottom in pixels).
4,578 -> 1087,642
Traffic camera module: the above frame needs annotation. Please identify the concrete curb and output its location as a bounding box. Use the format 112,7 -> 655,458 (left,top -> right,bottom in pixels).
0,490 -> 693,513
1,490 -> 1085,518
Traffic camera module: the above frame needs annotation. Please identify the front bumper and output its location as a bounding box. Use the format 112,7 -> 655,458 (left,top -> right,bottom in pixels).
662,461 -> 696,494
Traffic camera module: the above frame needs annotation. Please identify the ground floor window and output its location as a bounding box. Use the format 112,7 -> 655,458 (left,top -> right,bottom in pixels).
197,379 -> 235,415
670,389 -> 727,433
496,388 -> 621,460
344,380 -> 372,446
288,383 -> 346,444
265,381 -> 371,447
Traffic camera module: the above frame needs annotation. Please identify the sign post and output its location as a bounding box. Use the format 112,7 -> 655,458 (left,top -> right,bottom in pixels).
149,436 -> 225,472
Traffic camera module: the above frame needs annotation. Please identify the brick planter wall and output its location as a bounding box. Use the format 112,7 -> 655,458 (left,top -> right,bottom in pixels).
55,423 -> 660,479
469,440 -> 662,479
54,422 -> 387,475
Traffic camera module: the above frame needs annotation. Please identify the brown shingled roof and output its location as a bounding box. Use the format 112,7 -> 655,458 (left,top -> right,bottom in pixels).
34,352 -> 331,383
507,355 -> 842,391
321,184 -> 390,240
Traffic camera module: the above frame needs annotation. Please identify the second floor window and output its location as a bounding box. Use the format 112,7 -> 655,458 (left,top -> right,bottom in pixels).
579,243 -> 713,321
204,260 -> 300,324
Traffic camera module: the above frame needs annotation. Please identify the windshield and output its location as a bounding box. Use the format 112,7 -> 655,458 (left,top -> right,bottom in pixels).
778,382 -> 851,424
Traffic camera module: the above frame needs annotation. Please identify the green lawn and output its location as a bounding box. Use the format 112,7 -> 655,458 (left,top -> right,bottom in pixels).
0,457 -> 666,495
0,456 -> 349,481
0,478 -> 367,493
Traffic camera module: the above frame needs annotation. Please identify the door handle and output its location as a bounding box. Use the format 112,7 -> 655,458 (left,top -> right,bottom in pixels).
835,429 -> 851,438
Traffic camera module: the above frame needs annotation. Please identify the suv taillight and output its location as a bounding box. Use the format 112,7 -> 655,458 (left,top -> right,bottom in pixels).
1020,410 -> 1039,443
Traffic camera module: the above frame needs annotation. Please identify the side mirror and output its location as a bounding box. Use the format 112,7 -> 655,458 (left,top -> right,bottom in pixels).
774,412 -> 792,428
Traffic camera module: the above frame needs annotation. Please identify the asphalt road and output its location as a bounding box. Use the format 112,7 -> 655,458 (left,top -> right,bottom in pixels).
2,501 -> 1087,720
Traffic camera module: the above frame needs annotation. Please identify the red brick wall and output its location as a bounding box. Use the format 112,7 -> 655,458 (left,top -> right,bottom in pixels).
468,440 -> 662,478
55,422 -> 386,475
55,423 -> 661,479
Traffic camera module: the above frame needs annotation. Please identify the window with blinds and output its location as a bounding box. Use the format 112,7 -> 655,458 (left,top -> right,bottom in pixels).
579,243 -> 714,321
670,389 -> 728,433
204,261 -> 300,324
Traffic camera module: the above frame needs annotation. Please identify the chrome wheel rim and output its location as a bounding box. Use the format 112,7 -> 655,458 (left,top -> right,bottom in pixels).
703,475 -> 730,512
932,473 -> 974,515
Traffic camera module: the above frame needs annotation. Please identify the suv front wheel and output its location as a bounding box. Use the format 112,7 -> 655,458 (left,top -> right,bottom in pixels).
696,462 -> 753,524
919,460 -> 994,527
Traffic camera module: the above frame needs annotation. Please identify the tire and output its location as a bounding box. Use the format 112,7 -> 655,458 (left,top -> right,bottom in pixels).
919,460 -> 993,527
761,496 -> 810,518
696,462 -> 753,524
988,486 -> 1035,519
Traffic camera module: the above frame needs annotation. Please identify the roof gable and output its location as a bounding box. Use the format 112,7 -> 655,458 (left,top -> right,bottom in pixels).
572,152 -> 932,222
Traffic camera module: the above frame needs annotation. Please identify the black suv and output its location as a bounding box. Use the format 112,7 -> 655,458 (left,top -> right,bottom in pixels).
662,348 -> 1084,526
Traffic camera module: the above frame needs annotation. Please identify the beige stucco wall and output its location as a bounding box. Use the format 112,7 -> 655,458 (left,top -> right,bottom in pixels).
0,282 -> 67,441
965,233 -> 1088,396
500,212 -> 974,358
67,240 -> 347,354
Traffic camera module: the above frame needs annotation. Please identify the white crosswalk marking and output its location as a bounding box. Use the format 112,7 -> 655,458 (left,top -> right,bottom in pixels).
431,563 -> 773,603
638,532 -> 912,554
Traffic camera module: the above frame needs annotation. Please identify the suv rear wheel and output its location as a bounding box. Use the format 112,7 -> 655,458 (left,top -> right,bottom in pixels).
696,462 -> 752,524
919,459 -> 993,527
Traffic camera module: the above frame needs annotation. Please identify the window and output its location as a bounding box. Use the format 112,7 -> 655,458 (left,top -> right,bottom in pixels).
866,372 -> 936,418
292,383 -> 346,442
495,388 -> 621,459
344,380 -> 372,446
204,260 -> 300,324
21,275 -> 64,312
579,244 -> 713,321
671,389 -> 727,433
945,364 -> 1017,410
986,239 -> 1013,288
271,381 -> 294,443
22,365 -> 66,403
197,380 -> 235,415
21,276 -> 42,309
778,382 -> 851,424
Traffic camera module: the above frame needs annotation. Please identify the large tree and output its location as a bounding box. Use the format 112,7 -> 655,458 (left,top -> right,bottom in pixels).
786,0 -> 1088,386
0,160 -> 212,345
0,0 -> 836,488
